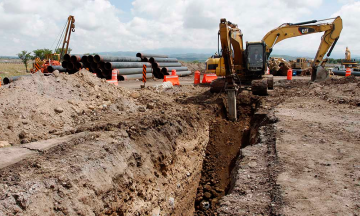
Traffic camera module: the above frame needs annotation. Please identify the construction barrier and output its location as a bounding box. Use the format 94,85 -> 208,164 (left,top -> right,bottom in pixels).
345,68 -> 351,77
287,68 -> 293,80
107,69 -> 118,86
194,71 -> 200,84
202,73 -> 217,84
163,75 -> 180,86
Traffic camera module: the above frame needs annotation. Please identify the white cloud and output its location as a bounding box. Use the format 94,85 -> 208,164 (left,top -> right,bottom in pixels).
0,0 -> 357,58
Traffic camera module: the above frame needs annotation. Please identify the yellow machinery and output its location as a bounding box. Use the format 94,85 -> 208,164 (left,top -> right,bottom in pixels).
211,16 -> 343,120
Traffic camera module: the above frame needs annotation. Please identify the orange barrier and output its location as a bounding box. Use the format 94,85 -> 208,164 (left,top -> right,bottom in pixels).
287,68 -> 293,80
171,69 -> 177,76
202,73 -> 217,84
194,71 -> 200,84
106,69 -> 118,86
345,68 -> 351,77
163,75 -> 180,86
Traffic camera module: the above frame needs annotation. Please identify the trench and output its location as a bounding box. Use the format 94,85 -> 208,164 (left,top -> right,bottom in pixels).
192,95 -> 266,215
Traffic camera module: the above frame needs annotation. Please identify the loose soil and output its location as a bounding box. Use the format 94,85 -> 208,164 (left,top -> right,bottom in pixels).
0,71 -> 359,215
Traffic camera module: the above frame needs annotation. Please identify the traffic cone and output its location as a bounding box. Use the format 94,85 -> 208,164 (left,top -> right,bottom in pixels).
107,69 -> 118,86
171,69 -> 177,76
287,68 -> 293,80
345,68 -> 351,77
194,71 -> 200,84
266,67 -> 270,75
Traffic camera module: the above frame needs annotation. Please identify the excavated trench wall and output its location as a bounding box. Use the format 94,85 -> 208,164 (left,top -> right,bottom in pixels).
0,110 -> 209,215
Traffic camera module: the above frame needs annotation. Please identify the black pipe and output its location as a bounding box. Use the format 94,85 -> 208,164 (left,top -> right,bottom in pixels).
136,53 -> 169,58
87,55 -> 94,63
67,62 -> 75,70
3,75 -> 31,85
71,55 -> 81,63
149,57 -> 178,63
94,55 -> 141,63
47,66 -> 66,73
63,54 -> 71,62
119,73 -> 153,81
81,55 -> 88,63
75,62 -> 83,70
152,62 -> 182,68
161,67 -> 189,75
61,61 -> 68,69
105,62 -> 151,70
91,62 -> 98,70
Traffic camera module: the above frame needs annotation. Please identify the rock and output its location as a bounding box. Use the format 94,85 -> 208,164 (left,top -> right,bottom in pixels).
204,184 -> 212,191
138,107 -> 146,112
168,197 -> 175,208
204,192 -> 212,199
53,70 -> 60,77
0,141 -> 11,148
248,161 -> 257,168
200,201 -> 210,210
88,105 -> 95,110
19,131 -> 27,139
54,107 -> 64,114
147,103 -> 155,109
130,92 -> 141,99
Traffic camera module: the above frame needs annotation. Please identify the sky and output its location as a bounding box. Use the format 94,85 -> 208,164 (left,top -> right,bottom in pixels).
0,0 -> 359,58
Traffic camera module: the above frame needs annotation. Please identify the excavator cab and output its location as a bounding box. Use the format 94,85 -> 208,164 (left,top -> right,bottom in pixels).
246,42 -> 266,74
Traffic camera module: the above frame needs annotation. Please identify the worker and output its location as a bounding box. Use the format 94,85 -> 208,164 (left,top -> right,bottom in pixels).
250,49 -> 263,62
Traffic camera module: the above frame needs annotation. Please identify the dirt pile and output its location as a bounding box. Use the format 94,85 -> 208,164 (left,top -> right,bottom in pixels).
0,70 -> 137,145
181,62 -> 206,73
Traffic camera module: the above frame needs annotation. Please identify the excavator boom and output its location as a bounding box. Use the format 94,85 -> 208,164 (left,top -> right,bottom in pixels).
263,16 -> 343,81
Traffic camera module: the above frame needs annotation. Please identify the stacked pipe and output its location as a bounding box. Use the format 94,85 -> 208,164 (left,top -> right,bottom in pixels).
55,54 -> 89,74
137,53 -> 191,79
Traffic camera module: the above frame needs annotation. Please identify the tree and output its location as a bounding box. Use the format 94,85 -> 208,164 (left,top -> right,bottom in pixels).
17,51 -> 32,72
55,48 -> 72,55
33,48 -> 53,60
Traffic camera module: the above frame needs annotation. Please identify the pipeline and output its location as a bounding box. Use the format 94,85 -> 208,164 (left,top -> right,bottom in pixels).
67,62 -> 75,70
75,62 -> 83,70
332,69 -> 360,76
71,55 -> 81,63
152,62 -> 182,68
149,57 -> 178,63
136,53 -> 169,58
105,62 -> 151,70
81,55 -> 88,63
161,67 -> 189,75
3,75 -> 31,85
61,61 -> 68,69
87,55 -> 94,63
47,66 -> 67,73
63,54 -> 71,62
94,55 -> 141,63
113,68 -> 153,75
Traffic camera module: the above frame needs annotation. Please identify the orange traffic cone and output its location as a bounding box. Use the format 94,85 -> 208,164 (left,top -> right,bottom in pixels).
171,69 -> 177,76
107,69 -> 118,86
345,68 -> 351,77
266,67 -> 270,75
287,68 -> 293,80
194,71 -> 200,84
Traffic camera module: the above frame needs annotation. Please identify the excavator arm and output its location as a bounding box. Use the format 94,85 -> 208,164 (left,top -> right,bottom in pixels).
262,16 -> 343,81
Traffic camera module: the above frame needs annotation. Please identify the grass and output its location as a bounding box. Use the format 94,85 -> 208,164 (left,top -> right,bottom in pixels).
0,63 -> 29,80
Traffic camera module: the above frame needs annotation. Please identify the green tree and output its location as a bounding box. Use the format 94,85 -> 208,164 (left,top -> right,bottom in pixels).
33,48 -> 53,60
17,51 -> 32,72
55,48 -> 72,55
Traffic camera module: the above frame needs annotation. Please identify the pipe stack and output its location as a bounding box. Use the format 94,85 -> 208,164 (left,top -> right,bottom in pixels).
58,53 -> 191,81
137,53 -> 191,79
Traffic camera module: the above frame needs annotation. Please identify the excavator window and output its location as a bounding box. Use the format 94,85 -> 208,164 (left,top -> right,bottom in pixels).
247,44 -> 265,71
207,64 -> 218,70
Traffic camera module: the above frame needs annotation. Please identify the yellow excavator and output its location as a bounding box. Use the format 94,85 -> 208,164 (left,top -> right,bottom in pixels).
211,16 -> 343,121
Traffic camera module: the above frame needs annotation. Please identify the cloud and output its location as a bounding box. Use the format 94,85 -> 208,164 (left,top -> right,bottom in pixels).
0,0 -> 357,58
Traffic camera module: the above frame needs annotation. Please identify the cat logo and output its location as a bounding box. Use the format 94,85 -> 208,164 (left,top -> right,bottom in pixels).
298,27 -> 315,35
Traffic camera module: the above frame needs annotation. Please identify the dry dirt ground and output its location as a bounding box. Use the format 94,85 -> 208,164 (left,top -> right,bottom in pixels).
0,71 -> 359,216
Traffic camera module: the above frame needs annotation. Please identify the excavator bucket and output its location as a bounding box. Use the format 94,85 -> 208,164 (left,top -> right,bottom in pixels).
311,66 -> 329,82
